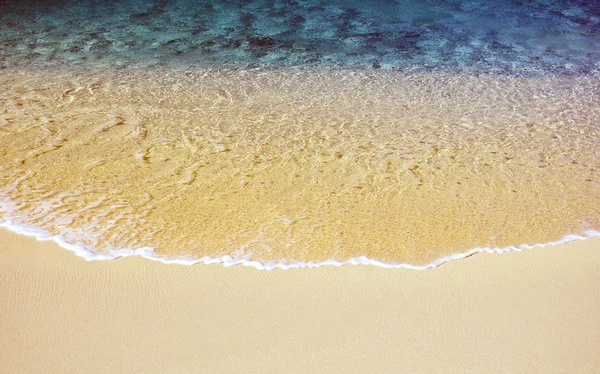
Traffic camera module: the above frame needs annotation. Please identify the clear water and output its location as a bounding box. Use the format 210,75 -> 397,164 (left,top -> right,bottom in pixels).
1,0 -> 599,74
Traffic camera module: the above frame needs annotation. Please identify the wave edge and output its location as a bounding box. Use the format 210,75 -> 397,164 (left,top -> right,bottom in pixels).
1,218 -> 598,270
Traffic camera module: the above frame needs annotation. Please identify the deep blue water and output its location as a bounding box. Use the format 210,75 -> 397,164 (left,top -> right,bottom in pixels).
1,0 -> 599,74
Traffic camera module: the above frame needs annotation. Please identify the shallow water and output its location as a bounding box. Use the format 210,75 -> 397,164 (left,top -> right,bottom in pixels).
1,69 -> 599,265
1,1 -> 599,267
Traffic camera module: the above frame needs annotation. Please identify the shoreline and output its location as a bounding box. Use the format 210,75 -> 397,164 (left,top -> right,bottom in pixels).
1,227 -> 599,372
1,218 -> 599,270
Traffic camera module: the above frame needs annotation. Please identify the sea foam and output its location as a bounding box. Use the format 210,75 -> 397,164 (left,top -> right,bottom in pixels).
1,218 -> 598,270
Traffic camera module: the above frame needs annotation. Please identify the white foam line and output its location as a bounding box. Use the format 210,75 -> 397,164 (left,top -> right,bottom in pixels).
1,218 -> 598,270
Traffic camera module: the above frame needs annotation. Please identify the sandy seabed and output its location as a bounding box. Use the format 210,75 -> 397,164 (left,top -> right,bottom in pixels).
2,69 -> 600,265
1,228 -> 599,373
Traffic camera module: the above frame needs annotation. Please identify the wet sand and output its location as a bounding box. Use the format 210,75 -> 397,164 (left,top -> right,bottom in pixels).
1,228 -> 599,373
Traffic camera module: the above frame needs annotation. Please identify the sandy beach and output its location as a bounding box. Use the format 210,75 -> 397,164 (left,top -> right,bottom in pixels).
2,1 -> 600,372
1,228 -> 599,373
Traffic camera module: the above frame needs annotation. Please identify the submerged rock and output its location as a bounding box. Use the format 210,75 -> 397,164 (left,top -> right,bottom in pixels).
247,37 -> 276,48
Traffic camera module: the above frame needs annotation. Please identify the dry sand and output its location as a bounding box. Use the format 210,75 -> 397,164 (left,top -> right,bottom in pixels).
1,228 -> 599,373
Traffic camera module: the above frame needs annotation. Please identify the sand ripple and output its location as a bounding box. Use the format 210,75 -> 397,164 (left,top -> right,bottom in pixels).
0,68 -> 599,265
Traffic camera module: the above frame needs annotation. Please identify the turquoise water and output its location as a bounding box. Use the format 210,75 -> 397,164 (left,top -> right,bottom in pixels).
1,0 -> 599,74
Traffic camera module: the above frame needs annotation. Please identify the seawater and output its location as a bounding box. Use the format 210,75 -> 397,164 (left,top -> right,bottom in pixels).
1,0 -> 599,268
